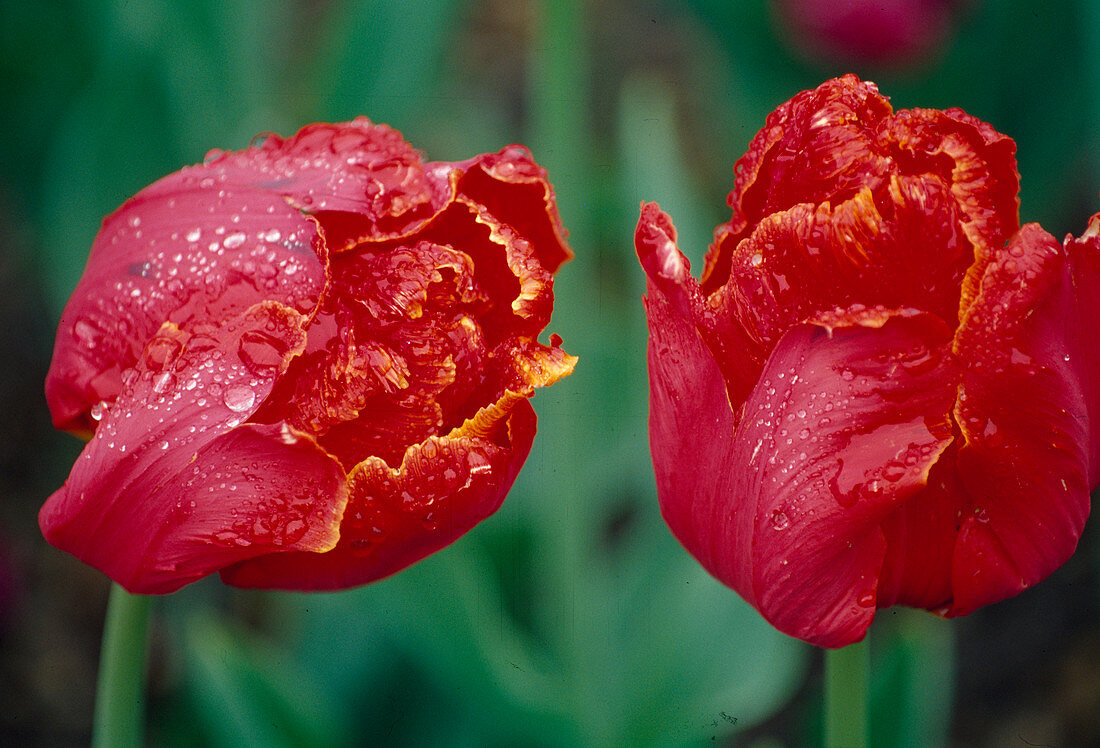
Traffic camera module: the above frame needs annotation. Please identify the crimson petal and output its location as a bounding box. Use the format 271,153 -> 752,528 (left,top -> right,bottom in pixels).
220,399 -> 537,590
948,222 -> 1098,615
643,211 -> 959,646
39,302 -> 347,593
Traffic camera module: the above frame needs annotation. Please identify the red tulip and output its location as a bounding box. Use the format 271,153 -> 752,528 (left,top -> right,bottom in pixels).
636,75 -> 1100,647
771,0 -> 968,68
42,119 -> 575,594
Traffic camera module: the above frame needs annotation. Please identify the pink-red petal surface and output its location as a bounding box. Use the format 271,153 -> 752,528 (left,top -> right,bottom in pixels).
40,303 -> 348,593
641,202 -> 959,647
221,399 -> 537,590
947,223 -> 1098,615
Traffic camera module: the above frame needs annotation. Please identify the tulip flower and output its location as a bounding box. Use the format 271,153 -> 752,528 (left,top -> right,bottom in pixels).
770,0 -> 968,68
42,119 -> 575,594
636,75 -> 1100,647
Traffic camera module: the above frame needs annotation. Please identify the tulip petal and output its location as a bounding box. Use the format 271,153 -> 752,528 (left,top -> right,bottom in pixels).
718,175 -> 974,349
738,307 -> 957,647
452,145 -> 573,274
39,302 -> 348,593
208,120 -> 453,252
257,190 -> 573,471
46,180 -> 325,434
220,399 -> 537,590
875,443 -> 968,611
704,74 -> 1019,306
948,222 -> 1098,615
637,203 -> 763,408
645,263 -> 959,645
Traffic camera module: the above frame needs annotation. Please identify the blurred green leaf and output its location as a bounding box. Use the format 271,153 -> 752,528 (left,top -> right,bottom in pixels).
176,612 -> 352,748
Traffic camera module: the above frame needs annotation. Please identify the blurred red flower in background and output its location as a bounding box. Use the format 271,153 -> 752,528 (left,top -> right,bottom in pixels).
771,0 -> 969,68
41,120 -> 575,594
636,75 -> 1100,647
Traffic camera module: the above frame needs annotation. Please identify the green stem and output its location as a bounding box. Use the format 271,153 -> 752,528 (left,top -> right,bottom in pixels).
92,583 -> 152,748
824,638 -> 870,748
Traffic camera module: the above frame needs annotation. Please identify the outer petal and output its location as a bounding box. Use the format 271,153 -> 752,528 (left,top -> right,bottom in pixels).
644,236 -> 959,647
220,397 -> 537,590
45,173 -> 324,434
207,119 -> 453,252
739,307 -> 957,647
875,442 -> 968,611
38,303 -> 348,593
637,203 -> 763,410
947,222 -> 1098,615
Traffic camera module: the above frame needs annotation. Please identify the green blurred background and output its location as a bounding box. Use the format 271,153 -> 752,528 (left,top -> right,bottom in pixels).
2,0 -> 1099,745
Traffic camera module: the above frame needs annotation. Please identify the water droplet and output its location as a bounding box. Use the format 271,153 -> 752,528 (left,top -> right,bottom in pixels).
237,330 -> 288,375
750,253 -> 763,267
73,319 -> 100,348
186,228 -> 201,242
349,539 -> 375,556
151,371 -> 175,394
90,401 -> 108,421
223,232 -> 247,249
223,384 -> 256,413
857,591 -> 875,608
982,419 -> 998,439
143,335 -> 183,371
770,509 -> 790,531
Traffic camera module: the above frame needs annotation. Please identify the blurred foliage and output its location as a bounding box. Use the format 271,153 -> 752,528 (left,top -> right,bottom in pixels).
3,0 -> 1100,746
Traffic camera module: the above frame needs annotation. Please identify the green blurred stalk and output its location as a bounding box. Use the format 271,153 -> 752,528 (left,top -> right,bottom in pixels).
824,638 -> 869,748
92,583 -> 152,748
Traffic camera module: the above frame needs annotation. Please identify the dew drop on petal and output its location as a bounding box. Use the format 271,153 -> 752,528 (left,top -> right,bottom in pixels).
222,384 -> 256,413
151,371 -> 175,394
223,232 -> 247,249
770,509 -> 790,531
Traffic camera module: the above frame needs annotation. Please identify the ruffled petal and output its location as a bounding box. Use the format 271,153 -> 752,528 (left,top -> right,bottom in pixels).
704,75 -> 893,291
718,175 -> 973,349
703,74 -> 1019,310
449,145 -> 573,274
948,222 -> 1096,615
39,302 -> 348,593
257,197 -> 572,470
220,399 -> 537,589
